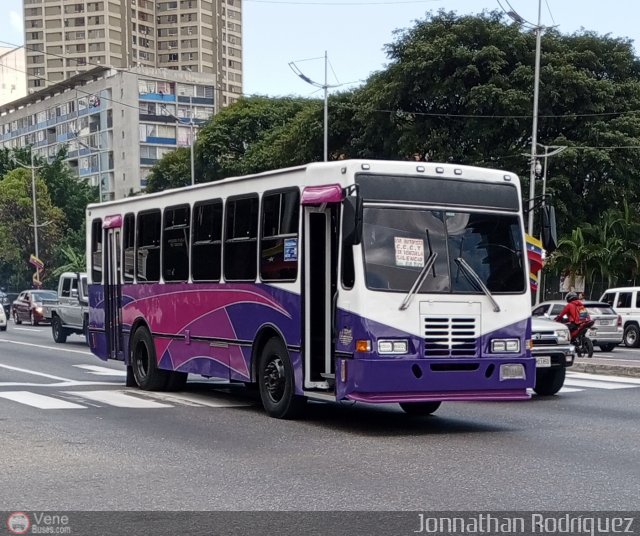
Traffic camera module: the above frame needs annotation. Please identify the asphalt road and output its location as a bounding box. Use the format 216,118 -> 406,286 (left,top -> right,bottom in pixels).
1,324 -> 639,512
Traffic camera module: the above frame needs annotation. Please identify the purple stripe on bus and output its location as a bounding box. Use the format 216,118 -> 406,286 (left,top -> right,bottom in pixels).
89,281 -> 534,399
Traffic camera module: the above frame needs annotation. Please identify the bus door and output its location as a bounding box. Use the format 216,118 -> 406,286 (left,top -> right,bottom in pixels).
103,218 -> 124,361
302,186 -> 341,391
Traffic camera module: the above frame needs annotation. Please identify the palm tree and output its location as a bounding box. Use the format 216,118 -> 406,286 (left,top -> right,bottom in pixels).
51,245 -> 86,279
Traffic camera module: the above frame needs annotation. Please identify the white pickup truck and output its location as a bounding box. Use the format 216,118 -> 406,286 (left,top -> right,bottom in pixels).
50,272 -> 89,344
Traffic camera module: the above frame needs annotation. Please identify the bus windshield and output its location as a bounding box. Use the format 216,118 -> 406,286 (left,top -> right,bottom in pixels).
362,207 -> 525,294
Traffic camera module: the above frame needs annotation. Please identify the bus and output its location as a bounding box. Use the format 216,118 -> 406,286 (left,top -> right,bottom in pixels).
86,159 -> 540,419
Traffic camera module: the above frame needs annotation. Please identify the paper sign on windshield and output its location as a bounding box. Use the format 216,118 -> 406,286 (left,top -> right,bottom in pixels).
395,237 -> 424,267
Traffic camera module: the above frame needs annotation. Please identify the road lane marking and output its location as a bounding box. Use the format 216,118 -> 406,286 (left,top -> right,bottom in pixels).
64,390 -> 173,408
558,387 -> 583,393
73,364 -> 127,376
13,327 -> 43,332
0,391 -> 86,409
563,378 -> 636,390
0,338 -> 92,355
567,372 -> 640,385
132,390 -> 254,408
0,363 -> 74,382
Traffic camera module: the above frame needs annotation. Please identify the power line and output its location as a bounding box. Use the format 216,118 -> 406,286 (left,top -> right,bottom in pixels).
369,107 -> 640,120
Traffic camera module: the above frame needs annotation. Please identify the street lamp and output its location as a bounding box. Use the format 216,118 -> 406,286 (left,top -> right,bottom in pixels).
13,149 -> 50,287
499,0 -> 545,235
161,104 -> 196,186
13,150 -> 43,260
289,51 -> 339,162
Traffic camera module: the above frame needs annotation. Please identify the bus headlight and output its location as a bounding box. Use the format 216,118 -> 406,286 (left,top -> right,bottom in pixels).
491,339 -> 520,353
377,339 -> 409,354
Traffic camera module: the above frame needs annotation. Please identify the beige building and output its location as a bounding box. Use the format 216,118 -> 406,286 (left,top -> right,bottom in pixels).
23,0 -> 241,108
0,47 -> 27,106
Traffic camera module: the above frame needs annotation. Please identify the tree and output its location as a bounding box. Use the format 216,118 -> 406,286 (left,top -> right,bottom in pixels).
38,146 -> 98,232
145,147 -> 192,193
0,168 -> 66,289
51,244 -> 86,278
349,10 -> 640,235
197,96 -> 318,181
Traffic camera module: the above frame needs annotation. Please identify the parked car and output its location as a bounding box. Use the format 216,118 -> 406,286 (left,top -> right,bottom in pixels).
600,287 -> 640,347
0,301 -> 7,331
532,300 -> 622,352
0,291 -> 11,317
12,289 -> 58,326
530,316 -> 574,395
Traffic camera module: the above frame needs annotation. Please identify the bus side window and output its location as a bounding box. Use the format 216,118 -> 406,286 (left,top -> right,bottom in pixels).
260,189 -> 299,282
192,200 -> 222,282
163,204 -> 190,282
224,195 -> 258,281
136,210 -> 161,282
91,218 -> 103,283
123,213 -> 135,283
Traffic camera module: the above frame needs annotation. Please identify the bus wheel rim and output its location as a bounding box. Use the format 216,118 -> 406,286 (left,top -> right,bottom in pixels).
264,357 -> 285,403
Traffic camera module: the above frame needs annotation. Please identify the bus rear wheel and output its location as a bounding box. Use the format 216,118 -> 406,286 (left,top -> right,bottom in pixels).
258,337 -> 305,419
399,401 -> 441,416
131,327 -> 169,391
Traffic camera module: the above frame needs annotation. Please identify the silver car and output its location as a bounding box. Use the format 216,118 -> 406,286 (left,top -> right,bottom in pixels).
0,303 -> 7,331
532,300 -> 622,351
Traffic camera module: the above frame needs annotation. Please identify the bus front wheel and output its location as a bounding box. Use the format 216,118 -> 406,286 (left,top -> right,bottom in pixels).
131,327 -> 169,391
258,337 -> 306,419
399,401 -> 441,416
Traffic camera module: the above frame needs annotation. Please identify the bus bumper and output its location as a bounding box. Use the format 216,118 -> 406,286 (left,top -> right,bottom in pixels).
335,357 -> 535,403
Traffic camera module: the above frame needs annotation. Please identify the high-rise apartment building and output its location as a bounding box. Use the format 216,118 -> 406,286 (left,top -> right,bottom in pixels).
23,0 -> 242,108
0,66 -> 216,200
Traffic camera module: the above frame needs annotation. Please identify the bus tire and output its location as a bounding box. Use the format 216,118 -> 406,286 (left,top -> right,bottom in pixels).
130,327 -> 169,391
52,316 -> 67,343
125,365 -> 137,388
399,401 -> 441,416
258,337 -> 306,419
533,367 -> 565,396
166,371 -> 188,391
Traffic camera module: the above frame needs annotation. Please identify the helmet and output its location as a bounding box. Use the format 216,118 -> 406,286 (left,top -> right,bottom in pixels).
566,292 -> 579,302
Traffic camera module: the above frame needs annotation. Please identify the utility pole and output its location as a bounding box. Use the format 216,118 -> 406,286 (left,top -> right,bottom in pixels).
500,0 -> 545,235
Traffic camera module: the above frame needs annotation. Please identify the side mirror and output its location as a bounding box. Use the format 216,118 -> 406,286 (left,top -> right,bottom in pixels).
342,195 -> 363,246
541,205 -> 558,253
71,289 -> 79,298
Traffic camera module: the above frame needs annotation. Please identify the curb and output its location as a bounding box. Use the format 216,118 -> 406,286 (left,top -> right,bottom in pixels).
571,359 -> 640,378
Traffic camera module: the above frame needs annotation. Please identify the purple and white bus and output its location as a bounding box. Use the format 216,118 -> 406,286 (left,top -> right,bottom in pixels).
87,159 -> 536,418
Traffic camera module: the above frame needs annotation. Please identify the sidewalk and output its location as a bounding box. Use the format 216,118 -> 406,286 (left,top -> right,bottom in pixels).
571,356 -> 640,378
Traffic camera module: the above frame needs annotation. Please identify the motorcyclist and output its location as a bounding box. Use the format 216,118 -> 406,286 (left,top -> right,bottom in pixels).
555,291 -> 590,332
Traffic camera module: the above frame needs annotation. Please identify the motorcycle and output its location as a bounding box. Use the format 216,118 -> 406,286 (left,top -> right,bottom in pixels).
561,319 -> 595,358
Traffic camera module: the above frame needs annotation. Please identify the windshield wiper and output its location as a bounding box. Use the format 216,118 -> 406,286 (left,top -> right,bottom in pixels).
454,257 -> 500,312
399,252 -> 438,311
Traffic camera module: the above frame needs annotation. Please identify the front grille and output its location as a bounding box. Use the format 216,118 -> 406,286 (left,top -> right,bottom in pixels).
424,316 -> 478,357
531,330 -> 558,346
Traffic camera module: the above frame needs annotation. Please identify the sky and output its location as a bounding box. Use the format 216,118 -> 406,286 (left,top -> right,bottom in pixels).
2,0 -> 640,98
